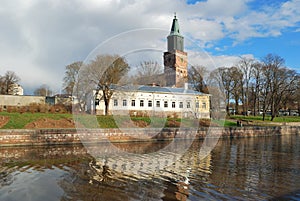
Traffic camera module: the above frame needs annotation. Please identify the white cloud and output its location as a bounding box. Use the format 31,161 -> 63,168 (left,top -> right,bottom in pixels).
188,50 -> 249,70
224,0 -> 300,41
184,18 -> 224,42
0,0 -> 299,94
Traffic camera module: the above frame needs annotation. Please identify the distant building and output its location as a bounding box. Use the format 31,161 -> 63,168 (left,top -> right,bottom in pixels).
8,83 -> 24,95
46,94 -> 73,106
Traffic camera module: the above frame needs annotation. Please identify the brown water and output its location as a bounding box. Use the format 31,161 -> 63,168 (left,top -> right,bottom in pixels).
0,134 -> 299,201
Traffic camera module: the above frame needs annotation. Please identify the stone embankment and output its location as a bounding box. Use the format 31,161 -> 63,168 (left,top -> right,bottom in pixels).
0,126 -> 299,147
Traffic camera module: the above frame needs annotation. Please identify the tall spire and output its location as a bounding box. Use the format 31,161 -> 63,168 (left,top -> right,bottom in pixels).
167,13 -> 184,52
164,13 -> 187,88
170,13 -> 181,36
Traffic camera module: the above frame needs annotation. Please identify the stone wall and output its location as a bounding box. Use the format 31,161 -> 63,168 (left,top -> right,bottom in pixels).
0,94 -> 45,108
0,126 -> 299,146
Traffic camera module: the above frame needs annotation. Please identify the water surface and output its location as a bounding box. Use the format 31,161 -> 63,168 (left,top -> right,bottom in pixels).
0,134 -> 299,200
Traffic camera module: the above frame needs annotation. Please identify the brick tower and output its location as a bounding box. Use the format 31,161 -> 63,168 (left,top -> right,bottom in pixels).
164,14 -> 188,87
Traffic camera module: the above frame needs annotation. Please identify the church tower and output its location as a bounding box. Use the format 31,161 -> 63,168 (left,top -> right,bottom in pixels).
164,14 -> 188,87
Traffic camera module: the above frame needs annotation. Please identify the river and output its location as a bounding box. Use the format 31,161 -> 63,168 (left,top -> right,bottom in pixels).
0,134 -> 299,201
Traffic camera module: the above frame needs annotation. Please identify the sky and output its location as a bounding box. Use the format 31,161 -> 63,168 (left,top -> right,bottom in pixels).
0,0 -> 299,95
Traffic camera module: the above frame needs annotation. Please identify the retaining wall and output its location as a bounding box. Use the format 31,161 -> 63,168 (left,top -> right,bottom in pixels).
0,126 -> 299,146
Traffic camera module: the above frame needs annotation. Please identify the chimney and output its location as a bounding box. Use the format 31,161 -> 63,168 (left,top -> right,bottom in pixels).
184,83 -> 188,90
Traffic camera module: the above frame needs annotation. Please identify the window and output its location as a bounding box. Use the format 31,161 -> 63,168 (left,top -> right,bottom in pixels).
123,99 -> 127,107
140,100 -> 144,107
156,101 -> 160,107
95,99 -> 100,106
114,99 -> 118,106
202,102 -> 206,109
187,101 -> 190,108
164,101 -> 168,108
196,101 -> 199,108
179,102 -> 183,108
172,102 -> 175,108
148,100 -> 152,107
131,100 -> 135,107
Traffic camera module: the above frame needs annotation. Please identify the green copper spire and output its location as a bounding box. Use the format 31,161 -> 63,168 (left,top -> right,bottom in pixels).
169,13 -> 182,36
167,13 -> 184,52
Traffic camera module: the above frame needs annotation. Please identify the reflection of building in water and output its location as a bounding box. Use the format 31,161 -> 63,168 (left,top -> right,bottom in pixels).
86,140 -> 212,177
87,140 -> 212,200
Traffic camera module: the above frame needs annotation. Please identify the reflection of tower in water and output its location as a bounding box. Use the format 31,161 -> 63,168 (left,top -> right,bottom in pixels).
87,140 -> 212,200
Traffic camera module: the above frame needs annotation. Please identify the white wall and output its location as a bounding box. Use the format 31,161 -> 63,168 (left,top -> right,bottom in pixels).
96,90 -> 209,118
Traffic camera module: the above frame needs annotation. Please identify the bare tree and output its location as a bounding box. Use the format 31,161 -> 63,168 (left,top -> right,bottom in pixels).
188,65 -> 209,93
250,62 -> 263,116
34,84 -> 53,96
83,54 -> 130,115
209,67 -> 236,115
261,54 -> 298,121
237,57 -> 255,115
73,66 -> 93,113
133,61 -> 164,86
63,61 -> 82,94
296,79 -> 300,115
0,71 -> 20,95
230,66 -> 243,114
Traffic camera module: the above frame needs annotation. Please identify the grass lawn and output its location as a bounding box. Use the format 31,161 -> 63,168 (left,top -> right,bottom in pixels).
0,112 -> 72,129
229,115 -> 300,123
213,119 -> 237,127
1,112 -> 299,129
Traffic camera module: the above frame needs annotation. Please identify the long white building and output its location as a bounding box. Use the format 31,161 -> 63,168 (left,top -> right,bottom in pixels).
95,85 -> 210,118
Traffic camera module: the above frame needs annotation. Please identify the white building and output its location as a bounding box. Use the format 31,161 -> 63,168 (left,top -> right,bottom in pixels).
8,83 -> 24,95
95,85 -> 210,118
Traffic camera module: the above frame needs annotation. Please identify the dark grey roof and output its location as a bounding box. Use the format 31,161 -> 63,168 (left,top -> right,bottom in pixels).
113,84 -> 205,95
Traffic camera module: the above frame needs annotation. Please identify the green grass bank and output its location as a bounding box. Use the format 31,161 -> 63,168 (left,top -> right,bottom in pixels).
0,112 -> 299,129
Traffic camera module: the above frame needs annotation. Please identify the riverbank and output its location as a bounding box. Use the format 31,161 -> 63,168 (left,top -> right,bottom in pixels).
0,126 -> 299,146
2,112 -> 300,129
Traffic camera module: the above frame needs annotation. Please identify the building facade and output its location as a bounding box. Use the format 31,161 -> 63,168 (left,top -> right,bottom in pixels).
95,85 -> 210,118
8,83 -> 24,95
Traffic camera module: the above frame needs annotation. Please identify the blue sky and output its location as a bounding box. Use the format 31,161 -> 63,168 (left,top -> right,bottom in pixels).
0,0 -> 299,94
186,0 -> 300,72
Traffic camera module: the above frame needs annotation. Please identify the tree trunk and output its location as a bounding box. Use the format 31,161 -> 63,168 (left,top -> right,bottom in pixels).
226,91 -> 230,116
253,91 -> 257,116
262,104 -> 266,121
104,98 -> 110,116
235,97 -> 239,115
271,115 -> 275,121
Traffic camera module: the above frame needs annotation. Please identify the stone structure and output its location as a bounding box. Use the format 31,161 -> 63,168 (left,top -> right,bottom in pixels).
0,94 -> 45,110
46,94 -> 73,106
0,93 -> 73,111
164,14 -> 188,88
0,126 -> 299,146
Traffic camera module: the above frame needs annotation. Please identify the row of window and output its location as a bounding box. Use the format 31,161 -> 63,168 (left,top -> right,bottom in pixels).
113,99 -> 206,109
